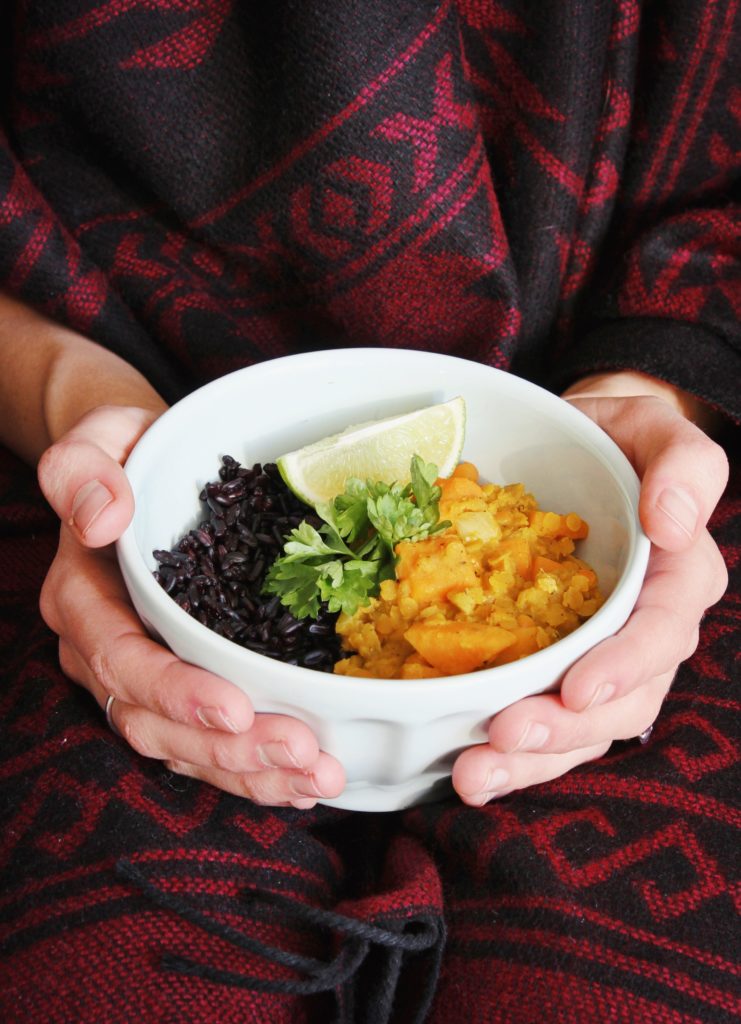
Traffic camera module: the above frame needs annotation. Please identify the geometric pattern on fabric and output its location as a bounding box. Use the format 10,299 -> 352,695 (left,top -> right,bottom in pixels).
0,448 -> 739,1021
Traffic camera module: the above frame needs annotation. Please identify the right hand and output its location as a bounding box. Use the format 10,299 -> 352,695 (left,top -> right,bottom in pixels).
37,404 -> 346,809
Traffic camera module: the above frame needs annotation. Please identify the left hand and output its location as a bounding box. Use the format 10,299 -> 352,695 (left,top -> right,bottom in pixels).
452,372 -> 729,806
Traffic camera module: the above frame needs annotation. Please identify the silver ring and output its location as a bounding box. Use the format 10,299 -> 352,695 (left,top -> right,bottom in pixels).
638,724 -> 654,745
104,694 -> 121,736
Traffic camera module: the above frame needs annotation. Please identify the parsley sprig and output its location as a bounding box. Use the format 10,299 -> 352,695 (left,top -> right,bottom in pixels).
263,455 -> 449,619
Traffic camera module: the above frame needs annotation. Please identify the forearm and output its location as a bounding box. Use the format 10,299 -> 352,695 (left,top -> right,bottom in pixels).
0,291 -> 166,463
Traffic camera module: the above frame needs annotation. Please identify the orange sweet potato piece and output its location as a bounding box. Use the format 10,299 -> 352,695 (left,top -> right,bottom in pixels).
532,555 -> 564,577
438,476 -> 485,502
495,536 -> 533,579
404,621 -> 516,674
452,462 -> 480,481
396,537 -> 479,606
492,625 -> 540,665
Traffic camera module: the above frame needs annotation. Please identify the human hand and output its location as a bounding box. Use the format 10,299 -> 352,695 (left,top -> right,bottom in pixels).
452,376 -> 729,806
37,405 -> 345,809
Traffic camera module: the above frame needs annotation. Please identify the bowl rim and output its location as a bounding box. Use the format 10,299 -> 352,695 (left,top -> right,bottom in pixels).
116,348 -> 651,696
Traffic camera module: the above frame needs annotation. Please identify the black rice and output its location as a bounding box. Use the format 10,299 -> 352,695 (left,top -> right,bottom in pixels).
152,457 -> 341,672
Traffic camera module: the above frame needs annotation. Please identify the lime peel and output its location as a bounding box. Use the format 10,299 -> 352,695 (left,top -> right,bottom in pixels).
277,397 -> 466,506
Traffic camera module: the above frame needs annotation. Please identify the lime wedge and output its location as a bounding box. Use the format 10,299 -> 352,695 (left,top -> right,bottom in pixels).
277,397 -> 466,505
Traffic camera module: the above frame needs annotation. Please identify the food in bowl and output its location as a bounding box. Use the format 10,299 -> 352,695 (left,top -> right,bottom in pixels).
152,457 -> 342,672
152,402 -> 604,680
334,462 -> 603,678
116,348 -> 650,811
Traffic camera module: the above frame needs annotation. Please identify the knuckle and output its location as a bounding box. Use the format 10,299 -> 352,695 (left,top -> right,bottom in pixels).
121,716 -> 151,758
707,546 -> 729,607
37,437 -> 81,502
210,736 -> 241,774
703,438 -> 730,488
39,573 -> 61,634
57,640 -> 79,681
568,716 -> 597,752
238,773 -> 273,805
36,444 -> 60,498
147,677 -> 182,722
682,626 -> 700,662
586,741 -> 612,763
641,676 -> 672,723
89,650 -> 119,697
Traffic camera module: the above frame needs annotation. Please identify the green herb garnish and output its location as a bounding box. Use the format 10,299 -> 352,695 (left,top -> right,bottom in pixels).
263,455 -> 449,619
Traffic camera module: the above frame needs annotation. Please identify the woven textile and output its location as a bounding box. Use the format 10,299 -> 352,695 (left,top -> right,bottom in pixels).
0,2 -> 739,1021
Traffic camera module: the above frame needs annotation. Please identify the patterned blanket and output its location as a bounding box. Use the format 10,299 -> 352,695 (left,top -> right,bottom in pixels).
0,445 -> 738,1022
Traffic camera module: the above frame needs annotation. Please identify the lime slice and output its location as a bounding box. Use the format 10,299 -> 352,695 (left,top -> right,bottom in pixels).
277,397 -> 466,505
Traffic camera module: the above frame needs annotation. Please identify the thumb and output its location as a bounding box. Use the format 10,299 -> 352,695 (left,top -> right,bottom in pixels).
568,395 -> 729,552
639,421 -> 728,551
37,405 -> 161,548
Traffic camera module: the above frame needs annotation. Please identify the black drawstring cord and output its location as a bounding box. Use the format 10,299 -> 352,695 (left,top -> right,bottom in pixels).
238,884 -> 440,953
116,859 -> 325,975
117,858 -> 444,1022
161,937 -> 371,996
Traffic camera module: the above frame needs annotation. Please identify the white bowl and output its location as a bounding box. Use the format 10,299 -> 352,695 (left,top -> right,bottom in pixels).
117,349 -> 650,811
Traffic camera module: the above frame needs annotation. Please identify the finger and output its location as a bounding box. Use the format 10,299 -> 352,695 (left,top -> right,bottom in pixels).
452,739 -> 611,806
567,396 -> 729,550
637,420 -> 728,552
37,406 -> 160,547
56,599 -> 257,735
486,674 -> 670,755
164,753 -> 346,808
560,531 -> 727,711
109,697 -> 325,775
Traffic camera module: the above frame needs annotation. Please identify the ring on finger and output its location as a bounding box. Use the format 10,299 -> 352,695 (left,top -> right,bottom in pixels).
105,694 -> 122,738
638,724 -> 654,745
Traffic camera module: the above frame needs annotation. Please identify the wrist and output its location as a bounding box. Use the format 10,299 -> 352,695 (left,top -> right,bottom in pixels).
44,333 -> 166,445
0,290 -> 165,461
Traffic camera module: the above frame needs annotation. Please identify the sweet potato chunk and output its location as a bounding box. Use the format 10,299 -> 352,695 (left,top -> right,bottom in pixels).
451,462 -> 480,481
492,625 -> 540,665
405,621 -> 516,674
493,536 -> 532,579
438,476 -> 485,500
532,555 -> 565,577
396,537 -> 479,606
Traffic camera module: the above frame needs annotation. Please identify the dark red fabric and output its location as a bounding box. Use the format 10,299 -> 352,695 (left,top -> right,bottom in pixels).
0,442 -> 739,1022
0,2 -> 739,1021
0,1 -> 739,413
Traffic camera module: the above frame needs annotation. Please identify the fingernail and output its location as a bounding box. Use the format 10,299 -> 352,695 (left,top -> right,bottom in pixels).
70,480 -> 114,538
289,773 -> 326,798
485,767 -> 510,792
290,797 -> 318,810
256,741 -> 304,769
514,722 -> 550,752
468,791 -> 501,806
586,682 -> 616,709
658,486 -> 698,539
196,706 -> 240,733
468,770 -> 510,806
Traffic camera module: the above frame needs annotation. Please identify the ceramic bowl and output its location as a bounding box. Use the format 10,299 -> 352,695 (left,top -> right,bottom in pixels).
116,348 -> 650,811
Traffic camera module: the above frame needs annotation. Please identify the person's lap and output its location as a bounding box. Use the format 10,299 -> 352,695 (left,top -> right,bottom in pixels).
1,445 -> 738,1023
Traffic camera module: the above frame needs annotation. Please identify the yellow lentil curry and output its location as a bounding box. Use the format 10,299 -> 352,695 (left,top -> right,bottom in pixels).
334,463 -> 603,678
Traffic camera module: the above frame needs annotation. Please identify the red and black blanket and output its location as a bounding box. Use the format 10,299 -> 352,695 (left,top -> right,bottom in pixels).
0,2 -> 739,1021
